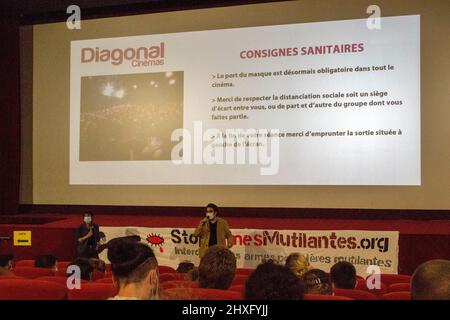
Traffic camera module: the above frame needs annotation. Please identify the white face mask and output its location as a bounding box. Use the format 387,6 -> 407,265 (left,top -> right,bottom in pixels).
84,217 -> 92,224
206,212 -> 215,220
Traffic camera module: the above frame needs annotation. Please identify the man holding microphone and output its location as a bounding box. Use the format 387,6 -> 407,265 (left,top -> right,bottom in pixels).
76,211 -> 101,259
193,203 -> 233,260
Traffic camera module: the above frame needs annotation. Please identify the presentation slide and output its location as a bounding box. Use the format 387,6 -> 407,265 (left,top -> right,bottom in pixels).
69,15 -> 420,185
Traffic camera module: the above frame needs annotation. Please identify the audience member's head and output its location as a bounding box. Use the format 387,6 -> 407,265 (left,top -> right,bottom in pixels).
177,261 -> 195,273
186,267 -> 199,282
89,258 -> 106,273
0,254 -> 13,269
285,252 -> 311,278
245,260 -> 305,300
68,258 -> 94,281
99,232 -> 107,245
199,245 -> 236,290
108,239 -> 159,300
411,259 -> 450,300
34,255 -> 58,272
303,269 -> 332,295
330,261 -> 357,289
0,254 -> 14,275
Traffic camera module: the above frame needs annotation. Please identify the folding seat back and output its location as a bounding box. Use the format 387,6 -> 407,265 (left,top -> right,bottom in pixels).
14,260 -> 35,267
0,279 -> 67,300
235,268 -> 254,276
370,274 -> 411,286
13,267 -> 54,279
36,276 -> 88,286
355,279 -> 387,296
381,291 -> 411,300
334,288 -> 378,300
95,277 -> 113,284
229,284 -> 245,293
159,266 -> 176,274
161,287 -> 242,300
159,280 -> 193,291
57,261 -> 71,269
304,293 -> 353,300
160,272 -> 188,282
387,282 -> 411,293
55,268 -> 68,277
67,283 -> 118,300
231,274 -> 248,286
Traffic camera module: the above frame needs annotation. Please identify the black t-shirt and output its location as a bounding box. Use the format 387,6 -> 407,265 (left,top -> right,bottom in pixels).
76,223 -> 100,247
208,221 -> 218,247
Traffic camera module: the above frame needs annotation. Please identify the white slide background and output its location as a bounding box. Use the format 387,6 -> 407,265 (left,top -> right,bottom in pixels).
70,15 -> 420,185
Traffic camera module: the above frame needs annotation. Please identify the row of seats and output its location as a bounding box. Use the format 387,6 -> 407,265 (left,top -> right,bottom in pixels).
0,278 -> 412,300
13,260 -> 413,284
0,274 -> 412,300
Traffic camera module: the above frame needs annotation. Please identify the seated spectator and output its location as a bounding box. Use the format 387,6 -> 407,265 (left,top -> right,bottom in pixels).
107,239 -> 159,300
198,245 -> 236,290
285,252 -> 311,277
411,259 -> 450,300
245,260 -> 305,300
0,254 -> 14,276
176,260 -> 195,273
303,269 -> 332,295
330,261 -> 357,289
89,257 -> 106,273
67,258 -> 94,281
34,254 -> 58,272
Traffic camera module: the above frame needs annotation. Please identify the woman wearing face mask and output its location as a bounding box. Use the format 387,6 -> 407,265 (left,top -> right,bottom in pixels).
193,203 -> 233,260
76,211 -> 101,259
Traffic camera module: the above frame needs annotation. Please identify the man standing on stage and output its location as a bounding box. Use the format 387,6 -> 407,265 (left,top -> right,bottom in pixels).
193,203 -> 233,259
76,211 -> 101,259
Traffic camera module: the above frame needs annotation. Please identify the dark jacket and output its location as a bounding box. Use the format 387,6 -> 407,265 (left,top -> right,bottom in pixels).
76,223 -> 100,258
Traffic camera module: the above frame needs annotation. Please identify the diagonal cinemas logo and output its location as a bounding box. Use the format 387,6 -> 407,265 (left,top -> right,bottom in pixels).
81,42 -> 165,66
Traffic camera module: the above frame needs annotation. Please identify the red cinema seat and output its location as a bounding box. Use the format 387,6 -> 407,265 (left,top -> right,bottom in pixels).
0,275 -> 25,280
304,294 -> 353,300
95,277 -> 113,284
55,268 -> 68,277
355,279 -> 387,297
159,280 -> 193,291
37,276 -> 88,286
161,287 -> 242,300
160,272 -> 189,283
57,261 -> 71,269
92,270 -> 105,281
388,283 -> 411,293
229,284 -> 245,293
381,291 -> 411,300
15,260 -> 35,267
235,268 -> 254,276
55,268 -> 103,281
334,289 -> 378,300
231,274 -> 248,286
67,283 -> 118,300
159,266 -> 177,274
368,274 -> 411,287
13,267 -> 54,279
0,279 -> 67,300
